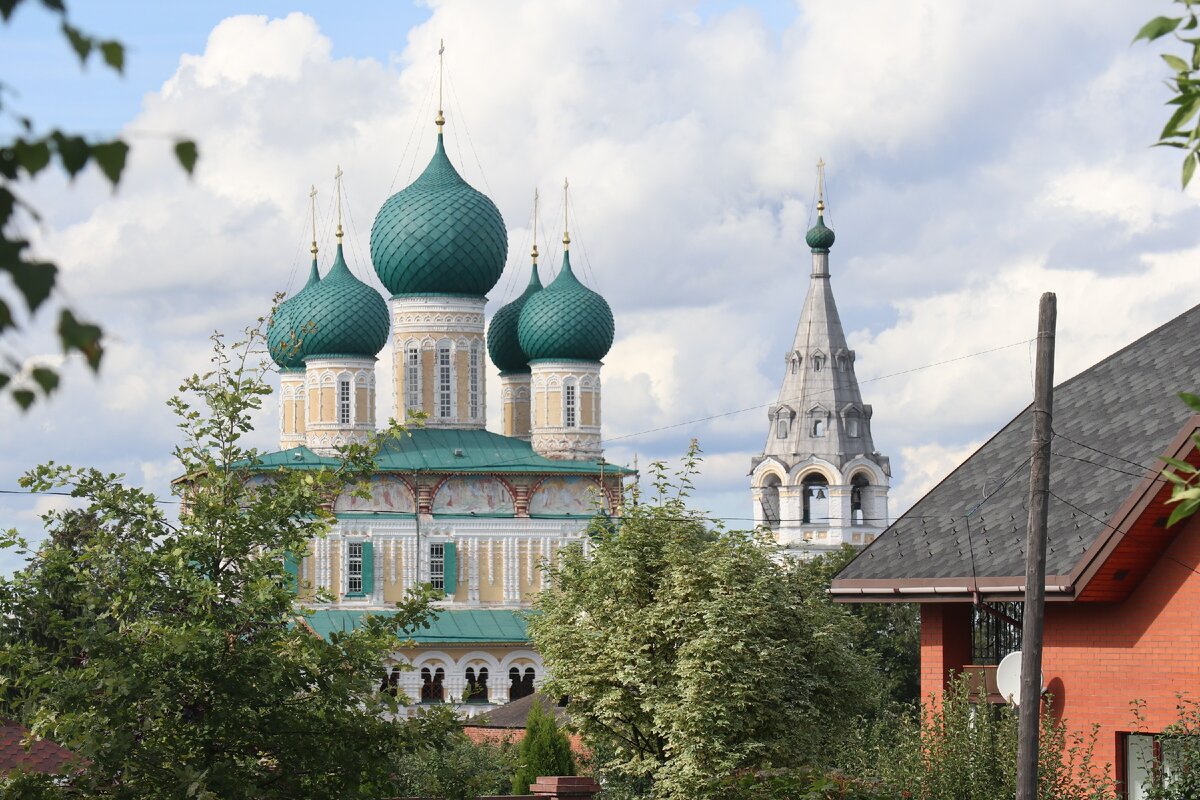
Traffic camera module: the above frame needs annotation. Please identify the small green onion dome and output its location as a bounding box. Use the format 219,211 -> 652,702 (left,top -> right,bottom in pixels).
290,243 -> 390,361
267,257 -> 321,370
806,213 -> 836,254
517,251 -> 614,362
487,264 -> 542,375
370,134 -> 508,297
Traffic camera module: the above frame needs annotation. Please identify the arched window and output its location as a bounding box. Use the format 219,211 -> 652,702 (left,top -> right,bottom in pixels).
777,417 -> 788,439
469,340 -> 481,419
760,475 -> 781,528
851,473 -> 870,525
802,474 -> 829,524
790,354 -> 800,374
563,380 -> 577,428
466,667 -> 489,703
405,344 -> 421,412
510,666 -> 536,701
437,343 -> 452,419
846,415 -> 861,438
421,666 -> 445,703
812,419 -> 824,437
812,355 -> 823,372
380,665 -> 401,696
337,377 -> 351,425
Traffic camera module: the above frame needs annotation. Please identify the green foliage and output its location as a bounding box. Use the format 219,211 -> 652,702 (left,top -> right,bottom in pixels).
1161,392 -> 1200,525
529,446 -> 881,800
1135,1 -> 1200,188
512,699 -> 576,794
0,324 -> 439,799
0,0 -> 198,409
847,675 -> 1117,800
1132,695 -> 1200,799
718,767 -> 888,799
389,706 -> 518,800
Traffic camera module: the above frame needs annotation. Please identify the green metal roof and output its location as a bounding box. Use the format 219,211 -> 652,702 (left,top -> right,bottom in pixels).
290,243 -> 390,360
303,608 -> 530,644
370,133 -> 508,297
267,257 -> 322,369
487,263 -> 542,375
518,250 -> 614,362
806,214 -> 836,254
248,427 -> 635,475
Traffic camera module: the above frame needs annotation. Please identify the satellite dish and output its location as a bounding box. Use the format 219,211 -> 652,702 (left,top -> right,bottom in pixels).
995,650 -> 1044,705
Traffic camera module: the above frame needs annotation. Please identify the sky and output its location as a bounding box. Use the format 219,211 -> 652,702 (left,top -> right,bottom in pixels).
1,0 -> 1198,572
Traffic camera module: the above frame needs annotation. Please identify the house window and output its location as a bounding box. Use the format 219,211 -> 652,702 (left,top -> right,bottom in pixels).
420,667 -> 445,703
469,341 -> 481,419
971,602 -> 1023,665
802,474 -> 829,524
405,346 -> 420,411
429,543 -> 445,590
437,344 -> 452,418
777,418 -> 788,439
466,667 -> 489,703
564,382 -> 577,428
1124,733 -> 1189,800
812,419 -> 824,437
347,541 -> 363,594
338,378 -> 351,424
509,666 -> 536,701
813,355 -> 823,371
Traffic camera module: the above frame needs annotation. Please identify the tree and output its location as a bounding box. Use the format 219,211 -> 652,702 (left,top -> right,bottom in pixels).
1135,0 -> 1200,188
512,699 -> 576,795
528,449 -> 881,800
0,324 -> 437,799
1,0 -> 197,409
388,706 -> 518,800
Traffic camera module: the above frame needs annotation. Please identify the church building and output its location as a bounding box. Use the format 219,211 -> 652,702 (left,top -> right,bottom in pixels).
749,167 -> 891,558
261,97 -> 628,714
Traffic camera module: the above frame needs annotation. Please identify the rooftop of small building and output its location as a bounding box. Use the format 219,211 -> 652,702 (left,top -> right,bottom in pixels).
300,607 -> 530,644
464,692 -> 570,729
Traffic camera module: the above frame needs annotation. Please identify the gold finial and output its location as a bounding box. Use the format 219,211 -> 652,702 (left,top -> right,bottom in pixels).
435,39 -> 446,131
309,184 -> 318,256
334,165 -> 345,243
531,187 -> 540,264
562,177 -> 571,249
816,157 -> 827,214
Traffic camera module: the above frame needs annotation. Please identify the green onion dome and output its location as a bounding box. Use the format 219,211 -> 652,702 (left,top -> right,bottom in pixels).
517,251 -> 614,362
267,257 -> 321,370
806,212 -> 836,254
487,264 -> 542,375
370,134 -> 508,297
290,243 -> 390,361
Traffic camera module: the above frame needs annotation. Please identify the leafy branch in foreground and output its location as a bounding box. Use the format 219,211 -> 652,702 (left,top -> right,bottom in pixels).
1135,0 -> 1200,188
0,0 -> 198,409
0,322 -> 436,799
1160,392 -> 1200,525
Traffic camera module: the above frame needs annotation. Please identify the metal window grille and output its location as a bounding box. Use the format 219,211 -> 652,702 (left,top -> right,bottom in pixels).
338,379 -> 351,424
429,543 -> 445,590
406,347 -> 420,410
469,342 -> 480,419
971,601 -> 1023,664
564,384 -> 577,428
438,346 -> 452,418
347,542 -> 363,594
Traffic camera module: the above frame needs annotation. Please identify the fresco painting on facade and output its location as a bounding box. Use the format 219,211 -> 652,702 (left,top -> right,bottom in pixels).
432,476 -> 516,515
334,474 -> 416,513
527,476 -> 606,517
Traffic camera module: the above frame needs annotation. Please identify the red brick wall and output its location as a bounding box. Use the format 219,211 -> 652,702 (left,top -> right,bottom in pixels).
920,603 -> 972,705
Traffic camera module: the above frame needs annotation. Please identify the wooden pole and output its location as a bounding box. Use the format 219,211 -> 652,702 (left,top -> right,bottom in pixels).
1016,292 -> 1056,800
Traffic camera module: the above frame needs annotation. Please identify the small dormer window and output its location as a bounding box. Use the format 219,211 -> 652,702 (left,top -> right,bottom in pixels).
812,419 -> 824,437
790,355 -> 800,374
812,355 -> 823,372
847,416 -> 861,438
777,418 -> 788,439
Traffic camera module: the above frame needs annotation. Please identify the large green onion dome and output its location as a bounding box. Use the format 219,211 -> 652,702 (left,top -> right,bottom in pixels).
291,243 -> 390,360
267,256 -> 321,370
805,205 -> 836,254
487,264 -> 542,375
370,134 -> 508,297
518,251 -> 614,362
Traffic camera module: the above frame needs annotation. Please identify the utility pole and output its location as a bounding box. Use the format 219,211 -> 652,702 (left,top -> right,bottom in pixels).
1016,292 -> 1056,800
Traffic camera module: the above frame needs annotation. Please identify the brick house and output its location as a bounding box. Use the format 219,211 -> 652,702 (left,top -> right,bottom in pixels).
831,304 -> 1200,798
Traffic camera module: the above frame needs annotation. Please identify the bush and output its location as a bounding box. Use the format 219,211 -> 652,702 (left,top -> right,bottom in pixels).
390,706 -> 518,800
511,700 -> 575,794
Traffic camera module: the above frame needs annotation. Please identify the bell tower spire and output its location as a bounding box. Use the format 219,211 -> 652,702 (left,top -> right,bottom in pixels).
749,160 -> 890,558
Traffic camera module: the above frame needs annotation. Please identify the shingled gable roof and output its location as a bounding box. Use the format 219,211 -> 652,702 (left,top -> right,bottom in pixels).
831,302 -> 1200,602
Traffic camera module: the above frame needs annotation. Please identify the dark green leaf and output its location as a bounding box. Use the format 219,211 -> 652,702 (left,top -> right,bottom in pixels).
1179,391 -> 1200,412
61,22 -> 92,65
31,367 -> 59,395
0,299 -> 11,331
58,309 -> 103,370
13,138 -> 51,176
99,40 -> 124,74
1160,455 -> 1196,472
174,140 -> 198,176
1184,151 -> 1198,188
11,388 -> 34,410
0,371 -> 8,391
1160,95 -> 1200,138
51,132 -> 89,177
90,140 -> 129,186
0,186 -> 14,227
0,0 -> 20,22
1135,16 -> 1183,43
1163,53 -> 1191,72
9,260 -> 57,312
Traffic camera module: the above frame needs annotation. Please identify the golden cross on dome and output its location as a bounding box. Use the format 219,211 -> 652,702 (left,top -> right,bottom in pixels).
562,177 -> 571,249
436,39 -> 446,131
531,187 -> 540,264
334,165 -> 345,242
309,184 -> 318,256
816,157 -> 827,214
